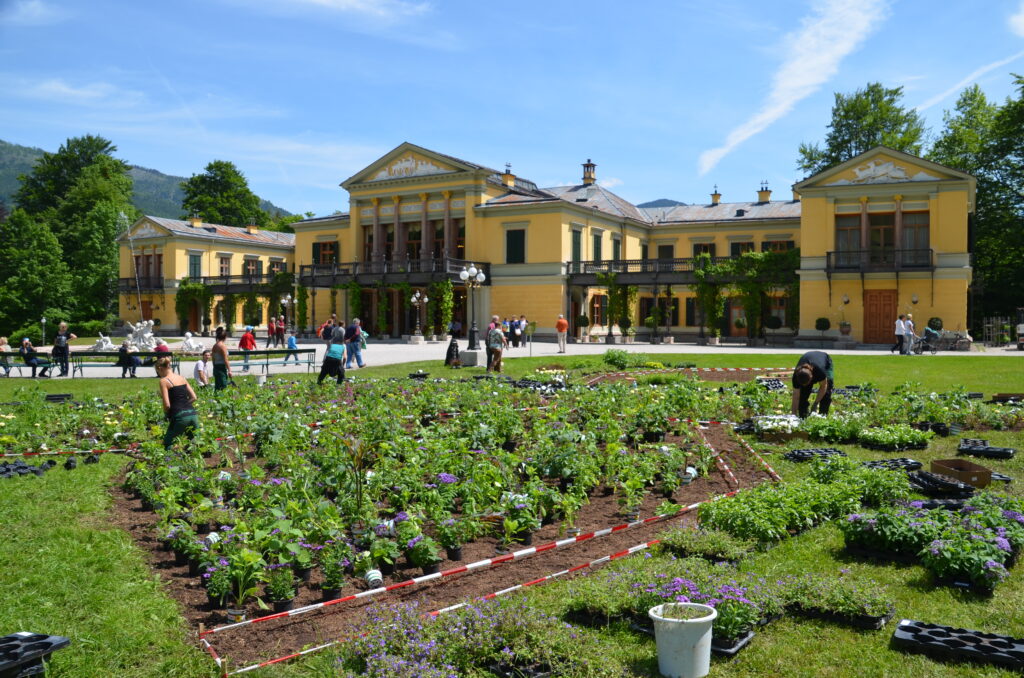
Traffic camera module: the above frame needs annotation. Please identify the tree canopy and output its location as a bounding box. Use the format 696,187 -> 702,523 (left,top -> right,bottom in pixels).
13,135 -> 126,215
0,209 -> 72,331
797,83 -> 927,176
180,160 -> 268,228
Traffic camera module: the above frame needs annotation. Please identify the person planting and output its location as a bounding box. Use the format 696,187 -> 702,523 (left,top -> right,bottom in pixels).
791,350 -> 834,418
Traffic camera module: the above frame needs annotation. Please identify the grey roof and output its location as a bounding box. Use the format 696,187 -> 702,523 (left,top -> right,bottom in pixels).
643,200 -> 801,224
290,213 -> 350,226
140,216 -> 295,248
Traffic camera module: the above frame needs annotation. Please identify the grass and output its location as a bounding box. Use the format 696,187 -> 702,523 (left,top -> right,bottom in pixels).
0,353 -> 1021,676
0,455 -> 210,678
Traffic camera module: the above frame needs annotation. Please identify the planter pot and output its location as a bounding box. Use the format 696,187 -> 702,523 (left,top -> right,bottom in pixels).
649,603 -> 717,678
363,569 -> 383,588
566,527 -> 582,537
711,630 -> 755,657
445,546 -> 463,561
839,324 -> 852,336
322,587 -> 343,602
379,561 -> 395,576
174,551 -> 189,567
421,563 -> 441,575
623,510 -> 641,523
271,598 -> 295,613
516,530 -> 534,546
706,336 -> 720,346
294,566 -> 313,583
643,431 -> 667,443
187,559 -> 202,577
225,608 -> 247,623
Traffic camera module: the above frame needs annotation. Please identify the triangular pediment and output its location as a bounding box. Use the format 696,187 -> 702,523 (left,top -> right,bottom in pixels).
795,147 -> 974,190
118,216 -> 172,242
343,142 -> 485,188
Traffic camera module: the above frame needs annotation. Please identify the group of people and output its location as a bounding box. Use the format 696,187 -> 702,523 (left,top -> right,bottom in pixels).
892,314 -> 920,355
265,316 -> 288,347
0,322 -> 79,378
315,314 -> 367,385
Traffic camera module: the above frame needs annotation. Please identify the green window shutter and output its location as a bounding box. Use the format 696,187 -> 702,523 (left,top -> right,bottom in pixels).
312,242 -> 322,263
506,229 -> 526,264
572,230 -> 582,262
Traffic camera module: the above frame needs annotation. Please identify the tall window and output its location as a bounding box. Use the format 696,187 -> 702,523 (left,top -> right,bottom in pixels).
730,242 -> 754,257
455,220 -> 466,259
835,215 -> 860,267
903,212 -> 930,265
433,220 -> 445,259
869,213 -> 895,265
571,230 -> 582,263
589,294 -> 608,325
188,254 -> 201,279
506,229 -> 526,264
313,241 -> 338,265
692,243 -> 716,257
612,238 -> 621,261
640,297 -> 680,326
640,243 -> 649,260
220,257 -> 230,276
592,233 -> 602,261
270,261 -> 285,274
245,259 -> 263,277
154,253 -> 163,279
657,244 -> 674,260
407,226 -> 422,261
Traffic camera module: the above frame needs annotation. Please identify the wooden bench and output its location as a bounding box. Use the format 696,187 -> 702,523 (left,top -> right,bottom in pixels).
3,351 -> 53,378
234,349 -> 317,374
70,351 -> 181,377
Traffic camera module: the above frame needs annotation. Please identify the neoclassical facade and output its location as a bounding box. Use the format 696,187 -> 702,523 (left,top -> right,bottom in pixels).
118,143 -> 974,343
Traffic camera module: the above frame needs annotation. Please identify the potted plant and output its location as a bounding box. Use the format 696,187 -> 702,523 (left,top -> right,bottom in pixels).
649,602 -> 717,678
369,537 -> 400,576
353,551 -> 382,588
576,314 -> 589,342
226,548 -> 267,622
265,564 -> 297,612
406,535 -> 443,574
203,563 -> 232,610
319,547 -> 348,601
838,317 -> 852,335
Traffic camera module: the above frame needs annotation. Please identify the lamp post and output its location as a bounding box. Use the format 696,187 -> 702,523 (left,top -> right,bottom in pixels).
410,290 -> 429,336
282,294 -> 292,330
41,317 -> 47,346
459,264 -> 486,350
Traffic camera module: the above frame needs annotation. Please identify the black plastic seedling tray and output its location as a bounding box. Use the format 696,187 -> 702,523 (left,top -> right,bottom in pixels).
892,619 -> 1024,671
0,632 -> 70,678
783,448 -> 846,462
957,439 -> 1016,460
863,458 -> 923,471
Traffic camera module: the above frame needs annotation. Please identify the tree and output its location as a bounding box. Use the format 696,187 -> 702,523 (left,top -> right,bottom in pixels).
14,135 -> 125,215
797,83 -> 927,175
0,209 -> 72,330
181,160 -> 268,228
927,85 -> 998,176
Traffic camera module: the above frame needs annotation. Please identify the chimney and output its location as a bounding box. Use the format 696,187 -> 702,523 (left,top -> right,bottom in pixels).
582,158 -> 596,186
757,181 -> 772,203
246,220 -> 258,235
187,214 -> 202,228
710,185 -> 721,206
502,162 -> 515,188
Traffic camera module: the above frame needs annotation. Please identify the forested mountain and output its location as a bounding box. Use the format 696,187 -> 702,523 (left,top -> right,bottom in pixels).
0,138 -> 291,218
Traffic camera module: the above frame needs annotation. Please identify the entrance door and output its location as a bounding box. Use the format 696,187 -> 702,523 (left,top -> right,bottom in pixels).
728,301 -> 746,338
141,300 -> 153,321
189,301 -> 200,333
863,290 -> 897,343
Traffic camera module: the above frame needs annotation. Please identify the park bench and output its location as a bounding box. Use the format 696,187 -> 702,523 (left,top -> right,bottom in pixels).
70,351 -> 181,377
234,349 -> 317,374
3,350 -> 52,378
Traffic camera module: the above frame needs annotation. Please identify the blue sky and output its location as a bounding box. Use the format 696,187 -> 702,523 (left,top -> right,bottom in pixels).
2,0 -> 1023,216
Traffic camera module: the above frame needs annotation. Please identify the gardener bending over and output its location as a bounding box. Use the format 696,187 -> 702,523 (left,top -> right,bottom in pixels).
791,350 -> 834,418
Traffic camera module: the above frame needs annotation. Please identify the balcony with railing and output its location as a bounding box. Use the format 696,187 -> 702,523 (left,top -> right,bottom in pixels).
565,256 -> 740,284
197,273 -> 288,293
118,276 -> 165,292
825,249 -> 933,273
298,257 -> 491,287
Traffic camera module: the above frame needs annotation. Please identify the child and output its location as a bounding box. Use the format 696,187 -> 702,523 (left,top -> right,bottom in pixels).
284,330 -> 299,362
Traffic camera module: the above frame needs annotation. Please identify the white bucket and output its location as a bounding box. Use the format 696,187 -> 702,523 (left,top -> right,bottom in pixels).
649,603 -> 717,678
256,375 -> 267,386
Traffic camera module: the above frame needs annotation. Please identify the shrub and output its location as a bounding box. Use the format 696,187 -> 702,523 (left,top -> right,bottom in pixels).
928,317 -> 943,331
815,317 -> 831,333
764,315 -> 783,330
657,527 -> 754,562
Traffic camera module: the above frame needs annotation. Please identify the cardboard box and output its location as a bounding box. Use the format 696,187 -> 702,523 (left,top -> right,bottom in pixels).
931,458 -> 992,488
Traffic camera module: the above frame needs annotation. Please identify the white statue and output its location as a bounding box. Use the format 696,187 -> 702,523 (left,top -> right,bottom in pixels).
182,331 -> 203,353
92,333 -> 115,351
123,319 -> 157,351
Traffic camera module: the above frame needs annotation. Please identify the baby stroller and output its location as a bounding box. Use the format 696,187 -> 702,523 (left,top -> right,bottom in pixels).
912,326 -> 941,355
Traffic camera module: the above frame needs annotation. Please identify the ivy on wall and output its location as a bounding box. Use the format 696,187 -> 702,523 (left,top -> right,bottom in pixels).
175,279 -> 213,333
296,285 -> 309,332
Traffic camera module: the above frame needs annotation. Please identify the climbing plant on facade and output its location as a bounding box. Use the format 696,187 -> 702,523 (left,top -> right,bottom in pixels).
436,279 -> 454,335
175,279 -> 213,333
296,285 -> 309,332
345,281 -> 363,321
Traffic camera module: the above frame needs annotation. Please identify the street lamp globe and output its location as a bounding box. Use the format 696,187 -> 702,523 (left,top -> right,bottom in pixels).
476,271 -> 486,284
468,264 -> 478,278
459,268 -> 469,281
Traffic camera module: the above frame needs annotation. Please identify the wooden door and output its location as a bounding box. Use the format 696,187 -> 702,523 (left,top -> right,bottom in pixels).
863,290 -> 897,343
141,300 -> 153,321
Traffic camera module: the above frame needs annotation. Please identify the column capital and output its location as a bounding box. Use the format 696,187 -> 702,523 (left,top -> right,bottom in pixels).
859,196 -> 869,204
893,194 -> 903,202
419,192 -> 429,202
392,195 -> 401,204
370,197 -> 380,207
442,190 -> 452,199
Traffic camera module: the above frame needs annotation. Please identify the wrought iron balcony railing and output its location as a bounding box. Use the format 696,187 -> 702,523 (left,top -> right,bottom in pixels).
826,249 -> 933,272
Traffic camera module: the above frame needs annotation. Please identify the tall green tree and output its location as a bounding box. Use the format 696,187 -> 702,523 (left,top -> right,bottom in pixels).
0,209 -> 72,330
927,85 -> 998,175
797,83 -> 927,175
13,135 -> 125,215
180,160 -> 268,228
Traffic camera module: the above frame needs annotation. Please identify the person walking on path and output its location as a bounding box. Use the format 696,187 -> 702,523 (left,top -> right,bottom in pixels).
276,315 -> 286,347
344,318 -> 366,369
555,314 -> 568,353
485,316 -> 500,370
904,314 -> 918,355
486,318 -> 508,373
238,326 -> 256,371
318,339 -> 346,385
510,317 -> 521,349
284,330 -> 299,362
156,356 -> 198,449
791,350 -> 834,418
52,322 -> 76,377
891,315 -> 906,354
266,317 -> 277,348
212,327 -> 233,391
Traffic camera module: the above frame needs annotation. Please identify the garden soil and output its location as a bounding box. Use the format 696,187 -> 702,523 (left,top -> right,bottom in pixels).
106,423 -> 774,668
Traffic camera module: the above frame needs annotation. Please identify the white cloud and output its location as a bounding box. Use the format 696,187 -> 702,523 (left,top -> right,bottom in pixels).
598,177 -> 623,189
293,0 -> 429,20
1011,1 -> 1024,37
19,78 -> 146,106
915,50 -> 1024,112
0,0 -> 68,25
698,0 -> 888,175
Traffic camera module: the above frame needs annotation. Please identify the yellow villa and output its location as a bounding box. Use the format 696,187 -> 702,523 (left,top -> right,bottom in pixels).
118,142 -> 974,346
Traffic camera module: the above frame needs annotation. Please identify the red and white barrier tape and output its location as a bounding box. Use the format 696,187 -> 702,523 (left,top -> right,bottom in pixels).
690,423 -> 739,488
200,637 -> 223,671
199,509 -> 680,638
733,435 -> 784,482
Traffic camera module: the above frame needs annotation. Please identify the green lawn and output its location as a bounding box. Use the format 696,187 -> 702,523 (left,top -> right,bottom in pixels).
1,353 -> 1022,677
